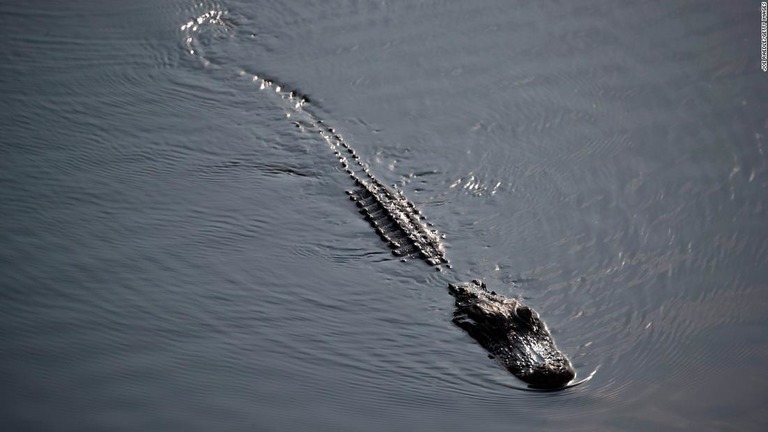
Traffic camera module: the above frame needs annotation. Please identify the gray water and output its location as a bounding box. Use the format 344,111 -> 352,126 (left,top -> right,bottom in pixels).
2,0 -> 767,430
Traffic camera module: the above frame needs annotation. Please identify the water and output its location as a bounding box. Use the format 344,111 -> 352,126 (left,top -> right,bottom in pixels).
2,0 -> 767,430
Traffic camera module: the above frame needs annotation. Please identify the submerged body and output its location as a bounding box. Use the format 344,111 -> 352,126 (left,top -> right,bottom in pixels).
346,150 -> 574,388
184,9 -> 577,390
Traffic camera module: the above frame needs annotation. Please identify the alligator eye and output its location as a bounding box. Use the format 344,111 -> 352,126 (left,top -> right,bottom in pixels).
516,305 -> 533,322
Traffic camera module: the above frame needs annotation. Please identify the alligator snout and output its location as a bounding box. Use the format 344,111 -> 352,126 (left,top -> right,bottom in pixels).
520,359 -> 576,390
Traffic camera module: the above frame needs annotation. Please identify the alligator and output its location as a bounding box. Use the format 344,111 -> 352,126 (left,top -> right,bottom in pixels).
182,9 -> 576,389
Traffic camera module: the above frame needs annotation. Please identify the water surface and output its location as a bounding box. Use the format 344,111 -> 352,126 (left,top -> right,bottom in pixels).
1,0 -> 767,430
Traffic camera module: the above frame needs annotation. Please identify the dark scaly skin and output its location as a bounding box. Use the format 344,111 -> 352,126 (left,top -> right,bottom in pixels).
347,185 -> 448,267
449,280 -> 575,389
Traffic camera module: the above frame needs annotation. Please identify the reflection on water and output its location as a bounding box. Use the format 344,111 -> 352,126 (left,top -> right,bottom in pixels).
1,0 -> 767,430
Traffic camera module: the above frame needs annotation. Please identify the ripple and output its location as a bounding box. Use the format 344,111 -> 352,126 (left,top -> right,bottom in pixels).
4,0 -> 762,430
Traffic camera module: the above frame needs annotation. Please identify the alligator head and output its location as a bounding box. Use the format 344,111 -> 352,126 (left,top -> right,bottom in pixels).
448,280 -> 575,389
